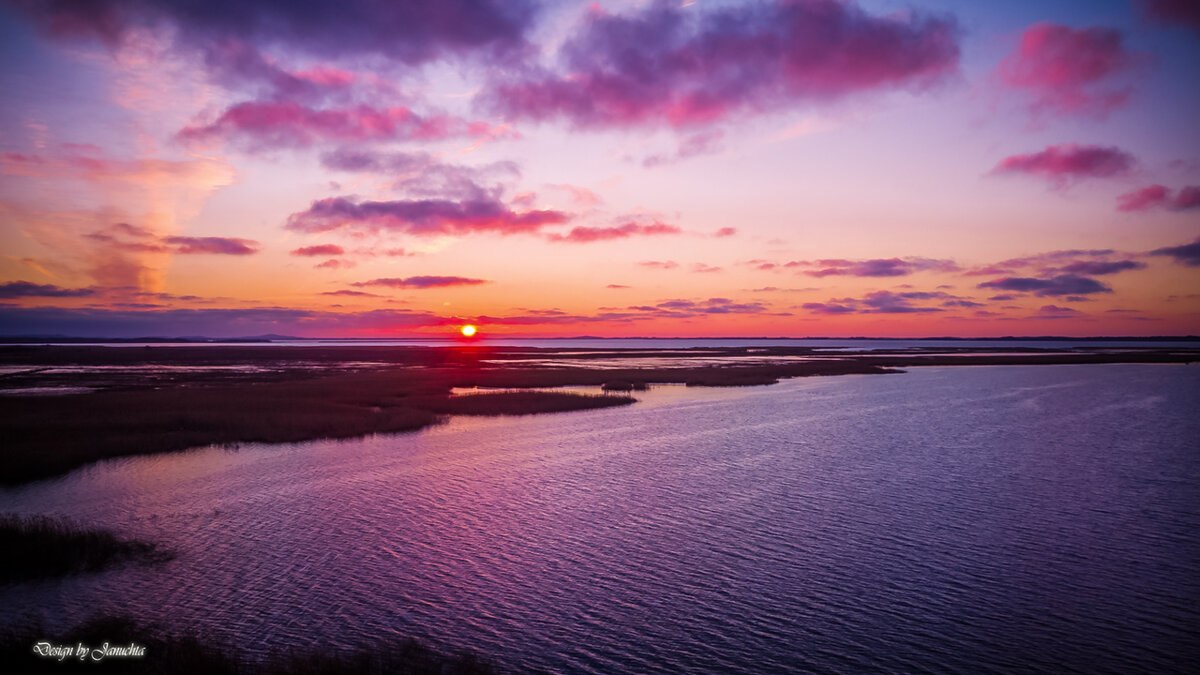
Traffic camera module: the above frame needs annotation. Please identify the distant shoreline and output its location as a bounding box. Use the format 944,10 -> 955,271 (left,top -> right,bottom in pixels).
1,344 -> 1195,486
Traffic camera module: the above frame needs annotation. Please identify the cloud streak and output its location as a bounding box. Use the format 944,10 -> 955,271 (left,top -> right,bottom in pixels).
546,220 -> 680,243
352,276 -> 489,289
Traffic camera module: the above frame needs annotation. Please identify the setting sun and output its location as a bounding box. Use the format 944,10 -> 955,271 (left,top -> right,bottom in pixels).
460,325 -> 477,337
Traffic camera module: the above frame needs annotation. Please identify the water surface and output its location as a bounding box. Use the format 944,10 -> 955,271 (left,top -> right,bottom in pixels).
2,364 -> 1197,673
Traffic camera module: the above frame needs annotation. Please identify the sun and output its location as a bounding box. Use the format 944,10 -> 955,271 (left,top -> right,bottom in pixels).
460,324 -> 477,337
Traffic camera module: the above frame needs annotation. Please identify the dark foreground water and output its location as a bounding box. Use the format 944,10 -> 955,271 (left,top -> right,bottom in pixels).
2,365 -> 1198,673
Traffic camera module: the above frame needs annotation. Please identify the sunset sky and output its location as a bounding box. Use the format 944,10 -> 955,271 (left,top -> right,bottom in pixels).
1,0 -> 1198,338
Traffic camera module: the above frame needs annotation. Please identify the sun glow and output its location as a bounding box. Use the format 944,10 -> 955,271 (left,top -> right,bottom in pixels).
460,325 -> 477,337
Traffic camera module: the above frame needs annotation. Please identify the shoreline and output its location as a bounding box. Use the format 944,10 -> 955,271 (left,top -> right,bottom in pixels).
1,345 -> 1195,486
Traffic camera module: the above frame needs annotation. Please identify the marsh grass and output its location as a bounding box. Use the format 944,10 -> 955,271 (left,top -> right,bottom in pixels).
1,614 -> 497,674
427,391 -> 634,415
0,515 -> 171,582
0,367 -> 651,484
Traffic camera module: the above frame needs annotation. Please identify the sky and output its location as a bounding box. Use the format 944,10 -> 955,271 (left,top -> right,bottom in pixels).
0,0 -> 1198,338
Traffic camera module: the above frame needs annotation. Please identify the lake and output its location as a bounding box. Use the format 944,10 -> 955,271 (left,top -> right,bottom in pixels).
2,364 -> 1197,673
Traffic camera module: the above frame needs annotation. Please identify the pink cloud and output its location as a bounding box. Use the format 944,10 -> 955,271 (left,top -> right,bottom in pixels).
990,143 -> 1135,189
691,263 -> 723,273
484,0 -> 959,129
291,244 -> 345,257
549,184 -> 602,207
179,101 -> 508,150
639,260 -> 679,270
314,259 -> 355,269
714,227 -> 737,238
644,130 -> 727,167
1116,184 -> 1200,211
321,290 -> 382,298
546,220 -> 680,243
998,22 -> 1143,121
286,196 -> 569,236
352,276 -> 489,289
2,150 -> 233,186
1117,184 -> 1170,211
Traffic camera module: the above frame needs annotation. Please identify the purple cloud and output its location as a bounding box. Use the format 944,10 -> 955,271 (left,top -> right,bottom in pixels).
978,275 -> 1112,296
0,281 -> 95,299
1034,304 -> 1081,318
286,197 -> 569,237
629,297 -> 779,318
9,0 -> 537,66
483,0 -> 959,129
1058,260 -> 1145,275
162,236 -> 258,255
1149,237 -> 1200,266
800,257 -> 958,278
801,289 -> 960,315
802,301 -> 858,315
0,305 -> 445,338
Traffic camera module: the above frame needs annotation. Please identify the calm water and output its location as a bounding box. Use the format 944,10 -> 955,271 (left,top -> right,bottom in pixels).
2,365 -> 1198,673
